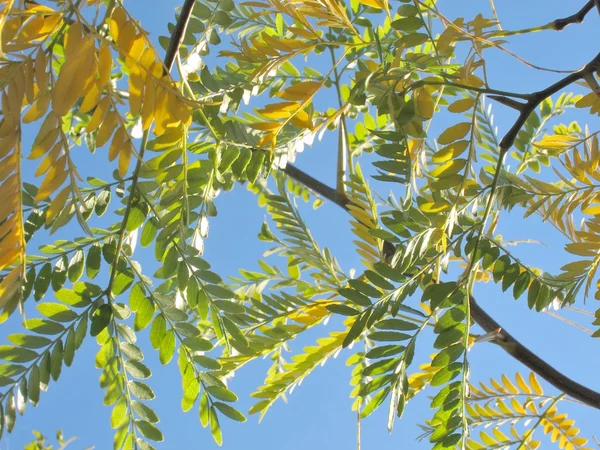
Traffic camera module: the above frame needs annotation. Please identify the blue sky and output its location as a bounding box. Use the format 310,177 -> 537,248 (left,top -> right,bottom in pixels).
2,1 -> 600,449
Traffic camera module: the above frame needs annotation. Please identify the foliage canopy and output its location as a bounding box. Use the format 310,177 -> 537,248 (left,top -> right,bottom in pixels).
1,0 -> 600,448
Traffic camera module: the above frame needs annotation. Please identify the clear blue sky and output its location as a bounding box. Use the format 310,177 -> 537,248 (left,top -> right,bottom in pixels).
2,1 -> 600,449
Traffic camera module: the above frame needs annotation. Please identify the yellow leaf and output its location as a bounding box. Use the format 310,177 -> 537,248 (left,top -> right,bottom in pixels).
515,372 -> 531,395
79,81 -> 102,114
96,111 -> 118,147
532,134 -> 580,150
109,7 -> 127,43
35,154 -> 68,202
128,34 -> 146,60
35,49 -> 48,92
415,88 -> 434,119
438,122 -> 471,145
52,35 -> 96,116
0,267 -> 21,307
432,140 -> 469,163
430,158 -> 467,178
29,127 -> 58,159
582,204 -> 600,216
289,108 -> 313,129
22,91 -> 50,123
565,242 -> 600,256
97,43 -> 113,87
23,57 -> 36,105
420,201 -> 451,213
45,186 -> 70,226
257,101 -> 299,119
0,132 -> 17,159
249,122 -> 281,131
276,81 -> 321,101
118,141 -> 132,178
117,21 -> 136,54
87,96 -> 110,132
64,22 -> 84,58
108,126 -> 126,162
34,141 -> 61,177
356,0 -> 384,9
448,98 -> 475,113
128,61 -> 144,116
18,15 -> 45,42
141,77 -> 156,131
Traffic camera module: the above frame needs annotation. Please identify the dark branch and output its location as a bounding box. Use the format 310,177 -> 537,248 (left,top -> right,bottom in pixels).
499,51 -> 600,153
163,0 -> 196,74
470,300 -> 600,408
283,164 -> 600,410
553,0 -> 596,30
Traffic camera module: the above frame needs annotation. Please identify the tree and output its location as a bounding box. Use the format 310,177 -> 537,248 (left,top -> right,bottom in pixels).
0,0 -> 599,448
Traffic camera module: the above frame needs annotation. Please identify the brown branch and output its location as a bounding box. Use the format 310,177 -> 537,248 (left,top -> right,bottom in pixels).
499,51 -> 600,153
163,0 -> 196,74
282,164 -> 600,410
553,0 -> 596,31
470,300 -> 600,408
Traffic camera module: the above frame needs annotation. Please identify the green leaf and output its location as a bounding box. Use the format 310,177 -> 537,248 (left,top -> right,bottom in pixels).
132,401 -> 159,423
90,304 -> 112,337
513,271 -> 531,299
182,337 -> 213,352
50,340 -> 63,381
199,392 -> 210,427
129,381 -> 155,400
136,420 -> 163,442
86,244 -> 102,279
213,402 -> 246,422
134,297 -> 155,332
182,375 -> 200,412
375,319 -> 419,331
159,330 -> 176,365
150,315 -> 167,350
68,250 -> 85,283
0,346 -> 38,363
360,386 -> 390,418
24,318 -> 65,335
51,257 -> 68,292
339,288 -> 371,307
56,289 -> 91,307
348,279 -> 381,298
209,406 -> 223,446
431,344 -> 464,368
141,218 -> 158,248
7,334 -> 51,349
127,204 -> 147,232
364,270 -> 395,290
222,317 -> 248,350
204,284 -> 235,299
37,303 -> 78,322
192,355 -> 221,371
111,398 -> 128,429
28,365 -> 40,406
326,304 -> 360,316
63,329 -> 76,366
368,331 -> 411,342
206,385 -> 237,402
125,360 -> 152,379
34,262 -> 52,301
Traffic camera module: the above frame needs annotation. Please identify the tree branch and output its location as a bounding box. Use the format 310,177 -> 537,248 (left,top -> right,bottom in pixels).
498,51 -> 600,153
553,0 -> 596,31
282,164 -> 600,410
